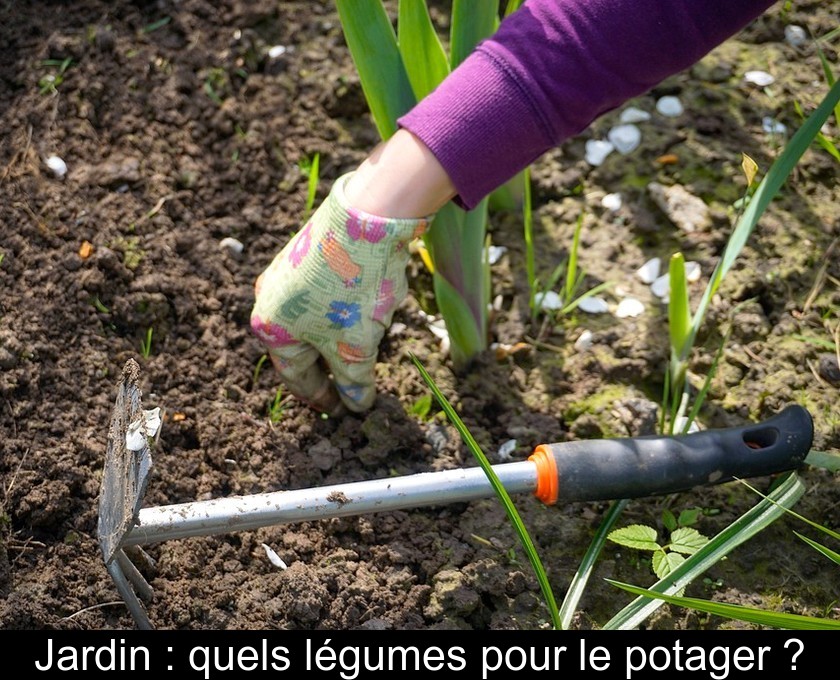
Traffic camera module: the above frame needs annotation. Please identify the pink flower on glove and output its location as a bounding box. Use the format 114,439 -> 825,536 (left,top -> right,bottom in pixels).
373,279 -> 396,323
346,209 -> 387,243
250,314 -> 298,348
288,221 -> 314,268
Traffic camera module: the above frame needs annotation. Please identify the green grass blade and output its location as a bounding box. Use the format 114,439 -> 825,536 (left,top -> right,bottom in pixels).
398,0 -> 450,100
564,213 -> 584,305
795,531 -> 840,566
738,478 -> 840,541
603,472 -> 805,629
607,580 -> 840,629
690,79 -> 840,338
450,0 -> 499,69
815,39 -> 839,121
336,0 -> 416,139
559,498 -> 629,630
411,354 -> 562,629
561,280 -> 614,315
523,167 -> 536,317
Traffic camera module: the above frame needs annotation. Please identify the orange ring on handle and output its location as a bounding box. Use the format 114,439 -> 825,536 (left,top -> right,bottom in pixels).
529,445 -> 559,505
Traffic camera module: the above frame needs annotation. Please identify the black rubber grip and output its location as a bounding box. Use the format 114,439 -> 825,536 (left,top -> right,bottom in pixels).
545,404 -> 813,502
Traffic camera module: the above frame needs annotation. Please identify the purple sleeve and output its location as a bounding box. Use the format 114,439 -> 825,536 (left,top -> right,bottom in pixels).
397,0 -> 777,210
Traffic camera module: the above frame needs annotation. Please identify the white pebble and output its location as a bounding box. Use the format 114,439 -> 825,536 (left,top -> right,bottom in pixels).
608,124 -> 642,155
267,45 -> 287,59
262,544 -> 288,570
650,274 -> 670,300
497,439 -> 517,462
685,261 -> 701,282
762,116 -> 787,135
578,296 -> 609,314
656,96 -> 684,117
744,70 -> 774,87
125,407 -> 162,452
574,329 -> 593,352
619,106 -> 651,124
46,155 -> 67,178
601,192 -> 623,212
536,290 -> 563,311
487,245 -> 507,265
784,25 -> 807,47
585,139 -> 615,166
615,297 -> 645,318
219,236 -> 244,255
636,257 -> 661,284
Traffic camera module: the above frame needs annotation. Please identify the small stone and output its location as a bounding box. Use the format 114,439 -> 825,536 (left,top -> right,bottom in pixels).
574,330 -> 593,352
650,274 -> 670,300
585,139 -> 615,166
656,96 -> 684,117
647,182 -> 711,233
46,155 -> 67,178
619,106 -> 651,124
601,192 -> 623,212
818,353 -> 840,385
744,70 -> 774,87
267,45 -> 287,58
487,245 -> 507,265
615,297 -> 645,318
685,261 -> 701,282
219,237 -> 244,256
784,25 -> 807,47
497,439 -> 517,462
608,124 -> 642,154
578,296 -> 609,314
536,290 -> 563,311
762,117 -> 787,135
636,257 -> 661,284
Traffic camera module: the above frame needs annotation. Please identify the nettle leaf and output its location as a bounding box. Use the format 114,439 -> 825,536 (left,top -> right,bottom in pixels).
652,549 -> 686,581
608,525 -> 660,551
678,507 -> 702,527
668,527 -> 710,555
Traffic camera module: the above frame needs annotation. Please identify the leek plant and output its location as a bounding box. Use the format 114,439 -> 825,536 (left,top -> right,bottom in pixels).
336,0 -> 507,369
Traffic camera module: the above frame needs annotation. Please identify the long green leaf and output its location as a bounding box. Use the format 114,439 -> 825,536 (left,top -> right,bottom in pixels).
795,531 -> 840,566
336,0 -> 416,139
398,0 -> 450,100
607,580 -> 840,629
559,499 -> 629,631
603,472 -> 805,629
450,0 -> 499,69
668,253 -> 691,364
805,449 -> 840,472
411,354 -> 562,629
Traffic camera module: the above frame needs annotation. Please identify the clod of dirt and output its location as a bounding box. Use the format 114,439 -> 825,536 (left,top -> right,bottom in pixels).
818,353 -> 840,385
647,182 -> 711,233
72,154 -> 141,187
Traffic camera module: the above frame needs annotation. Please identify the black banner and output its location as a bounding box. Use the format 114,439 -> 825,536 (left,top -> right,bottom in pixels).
14,629 -> 829,678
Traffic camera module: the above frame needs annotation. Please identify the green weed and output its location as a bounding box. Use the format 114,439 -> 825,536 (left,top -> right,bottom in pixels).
139,327 -> 153,359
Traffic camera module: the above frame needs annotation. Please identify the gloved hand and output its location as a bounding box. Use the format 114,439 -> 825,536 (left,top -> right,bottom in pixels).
251,173 -> 431,415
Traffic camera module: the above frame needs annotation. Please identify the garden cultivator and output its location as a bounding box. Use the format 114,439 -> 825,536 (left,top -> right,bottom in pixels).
99,360 -> 814,629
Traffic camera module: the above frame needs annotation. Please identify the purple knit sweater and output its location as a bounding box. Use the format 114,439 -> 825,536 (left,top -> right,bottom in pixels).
398,0 -> 777,209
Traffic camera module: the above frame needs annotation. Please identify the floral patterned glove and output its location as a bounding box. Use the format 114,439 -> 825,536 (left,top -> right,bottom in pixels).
251,173 -> 430,414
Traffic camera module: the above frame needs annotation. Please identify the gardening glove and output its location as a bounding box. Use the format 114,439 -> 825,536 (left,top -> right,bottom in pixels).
251,172 -> 431,415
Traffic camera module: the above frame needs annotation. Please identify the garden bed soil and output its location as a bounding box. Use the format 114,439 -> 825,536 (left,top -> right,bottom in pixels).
1,0 -> 838,630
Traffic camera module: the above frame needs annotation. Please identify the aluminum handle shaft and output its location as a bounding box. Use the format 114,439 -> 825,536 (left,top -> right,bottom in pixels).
123,461 -> 538,547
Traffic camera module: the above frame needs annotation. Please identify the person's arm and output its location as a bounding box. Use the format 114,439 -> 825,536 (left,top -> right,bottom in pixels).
398,0 -> 777,210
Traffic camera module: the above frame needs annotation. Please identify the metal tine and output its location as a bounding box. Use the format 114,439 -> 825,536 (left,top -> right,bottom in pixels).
116,549 -> 154,603
124,544 -> 157,570
106,558 -> 153,630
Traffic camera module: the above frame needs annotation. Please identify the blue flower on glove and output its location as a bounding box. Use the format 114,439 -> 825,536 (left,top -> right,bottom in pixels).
326,301 -> 361,329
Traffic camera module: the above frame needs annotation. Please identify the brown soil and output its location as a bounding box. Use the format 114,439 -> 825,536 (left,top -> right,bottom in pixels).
1,0 -> 838,631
